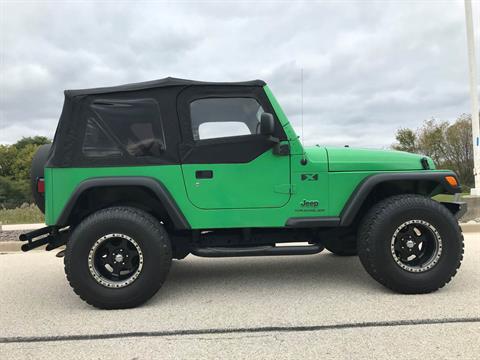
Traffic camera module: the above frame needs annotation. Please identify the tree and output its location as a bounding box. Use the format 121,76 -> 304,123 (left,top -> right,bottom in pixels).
0,136 -> 51,208
392,114 -> 474,187
0,176 -> 30,208
14,136 -> 50,151
442,114 -> 474,187
0,145 -> 17,178
393,128 -> 417,153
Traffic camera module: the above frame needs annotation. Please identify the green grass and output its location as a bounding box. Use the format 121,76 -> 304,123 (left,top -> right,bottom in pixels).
0,204 -> 44,225
432,194 -> 455,202
432,193 -> 468,203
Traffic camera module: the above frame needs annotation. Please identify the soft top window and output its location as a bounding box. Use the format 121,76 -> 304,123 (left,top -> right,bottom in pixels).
82,118 -> 123,158
190,97 -> 264,141
87,98 -> 166,158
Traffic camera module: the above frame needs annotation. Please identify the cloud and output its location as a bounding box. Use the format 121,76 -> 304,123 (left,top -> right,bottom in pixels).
0,0 -> 477,148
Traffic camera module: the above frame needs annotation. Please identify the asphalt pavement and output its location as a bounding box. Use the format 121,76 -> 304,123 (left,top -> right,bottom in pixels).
1,233 -> 479,359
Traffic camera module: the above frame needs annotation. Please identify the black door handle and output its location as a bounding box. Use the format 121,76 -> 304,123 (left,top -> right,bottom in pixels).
196,170 -> 213,179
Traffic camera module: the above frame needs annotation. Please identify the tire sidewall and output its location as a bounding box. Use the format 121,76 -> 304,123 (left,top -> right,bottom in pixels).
369,201 -> 462,290
66,208 -> 171,308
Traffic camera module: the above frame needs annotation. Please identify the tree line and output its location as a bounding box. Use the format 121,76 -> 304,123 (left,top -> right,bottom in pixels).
0,136 -> 51,208
392,114 -> 474,190
0,114 -> 475,209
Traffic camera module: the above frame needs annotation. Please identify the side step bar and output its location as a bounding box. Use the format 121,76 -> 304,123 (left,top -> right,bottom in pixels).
191,244 -> 324,258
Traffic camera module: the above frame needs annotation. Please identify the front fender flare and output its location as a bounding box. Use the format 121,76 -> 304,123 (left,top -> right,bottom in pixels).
339,171 -> 461,226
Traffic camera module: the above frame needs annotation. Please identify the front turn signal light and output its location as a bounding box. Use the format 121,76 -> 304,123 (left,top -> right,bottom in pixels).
445,176 -> 458,187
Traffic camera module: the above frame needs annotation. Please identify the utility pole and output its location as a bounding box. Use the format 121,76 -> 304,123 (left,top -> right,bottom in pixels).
464,0 -> 480,196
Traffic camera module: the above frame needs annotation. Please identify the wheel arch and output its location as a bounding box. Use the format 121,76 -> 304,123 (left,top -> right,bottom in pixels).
56,177 -> 190,230
340,171 -> 462,227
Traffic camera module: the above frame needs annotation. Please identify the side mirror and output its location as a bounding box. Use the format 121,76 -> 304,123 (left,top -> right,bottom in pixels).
260,112 -> 275,135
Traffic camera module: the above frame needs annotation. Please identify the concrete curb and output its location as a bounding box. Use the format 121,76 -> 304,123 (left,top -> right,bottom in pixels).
460,223 -> 480,233
0,223 -> 45,231
0,242 -> 66,253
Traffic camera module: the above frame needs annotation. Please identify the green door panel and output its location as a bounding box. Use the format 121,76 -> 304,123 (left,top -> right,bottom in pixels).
181,150 -> 291,209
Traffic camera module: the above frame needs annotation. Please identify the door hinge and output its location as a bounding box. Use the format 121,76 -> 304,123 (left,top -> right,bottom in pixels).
274,184 -> 295,194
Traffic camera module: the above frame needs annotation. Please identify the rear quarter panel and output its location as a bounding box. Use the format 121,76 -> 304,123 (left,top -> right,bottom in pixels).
44,166 -> 189,226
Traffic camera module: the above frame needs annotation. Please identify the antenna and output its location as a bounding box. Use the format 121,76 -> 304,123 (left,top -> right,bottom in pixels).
301,67 -> 307,165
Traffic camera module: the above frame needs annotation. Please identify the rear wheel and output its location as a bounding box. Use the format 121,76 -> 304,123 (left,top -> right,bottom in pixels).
358,195 -> 463,294
64,207 -> 171,309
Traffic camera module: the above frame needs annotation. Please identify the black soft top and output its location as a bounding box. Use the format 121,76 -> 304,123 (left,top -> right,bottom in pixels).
65,77 -> 266,97
48,77 -> 268,168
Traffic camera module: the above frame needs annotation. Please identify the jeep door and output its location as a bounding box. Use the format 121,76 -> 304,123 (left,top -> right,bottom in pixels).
178,85 -> 291,209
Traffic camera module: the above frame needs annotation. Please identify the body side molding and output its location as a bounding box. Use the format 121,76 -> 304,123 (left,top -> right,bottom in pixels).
56,176 -> 190,229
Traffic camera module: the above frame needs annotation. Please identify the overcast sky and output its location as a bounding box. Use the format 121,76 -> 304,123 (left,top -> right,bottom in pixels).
1,0 -> 478,148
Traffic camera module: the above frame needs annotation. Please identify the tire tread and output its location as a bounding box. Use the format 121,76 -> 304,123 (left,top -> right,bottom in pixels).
357,194 -> 464,293
64,206 -> 171,309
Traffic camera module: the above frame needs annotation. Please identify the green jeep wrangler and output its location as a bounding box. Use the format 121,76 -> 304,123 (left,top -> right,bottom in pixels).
22,77 -> 466,309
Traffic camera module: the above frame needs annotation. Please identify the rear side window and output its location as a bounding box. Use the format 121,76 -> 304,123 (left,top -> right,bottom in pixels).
82,118 -> 122,158
190,97 -> 265,140
85,98 -> 165,157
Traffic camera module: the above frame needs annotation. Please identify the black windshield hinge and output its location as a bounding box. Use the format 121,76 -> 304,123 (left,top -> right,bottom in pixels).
421,157 -> 430,170
273,143 -> 290,156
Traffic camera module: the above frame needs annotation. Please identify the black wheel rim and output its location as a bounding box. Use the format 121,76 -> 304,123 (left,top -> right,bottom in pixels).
88,233 -> 144,288
390,220 -> 442,273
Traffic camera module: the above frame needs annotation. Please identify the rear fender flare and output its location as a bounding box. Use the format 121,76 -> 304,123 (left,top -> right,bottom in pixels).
56,176 -> 190,229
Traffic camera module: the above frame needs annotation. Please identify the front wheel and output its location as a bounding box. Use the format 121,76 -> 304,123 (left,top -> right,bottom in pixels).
64,207 -> 172,309
358,195 -> 463,294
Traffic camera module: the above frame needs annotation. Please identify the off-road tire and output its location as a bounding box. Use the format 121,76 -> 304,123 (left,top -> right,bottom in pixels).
323,235 -> 357,256
358,194 -> 463,294
64,206 -> 172,309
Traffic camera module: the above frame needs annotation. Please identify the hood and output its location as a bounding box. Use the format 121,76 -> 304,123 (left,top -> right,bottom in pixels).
307,146 -> 434,172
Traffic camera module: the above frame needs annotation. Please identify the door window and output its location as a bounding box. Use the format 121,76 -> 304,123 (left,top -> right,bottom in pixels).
190,98 -> 265,141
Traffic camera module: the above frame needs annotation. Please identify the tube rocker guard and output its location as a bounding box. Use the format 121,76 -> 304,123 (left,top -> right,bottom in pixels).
19,226 -> 69,252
